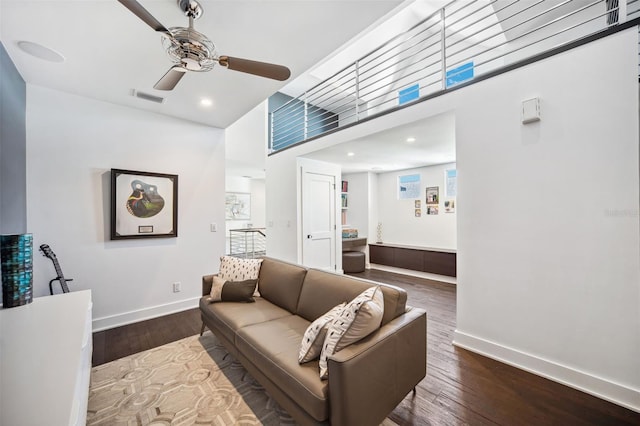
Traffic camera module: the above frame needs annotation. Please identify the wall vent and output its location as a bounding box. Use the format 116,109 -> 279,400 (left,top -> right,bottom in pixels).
131,90 -> 165,104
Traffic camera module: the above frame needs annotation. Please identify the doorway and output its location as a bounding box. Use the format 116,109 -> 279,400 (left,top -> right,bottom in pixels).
298,158 -> 341,271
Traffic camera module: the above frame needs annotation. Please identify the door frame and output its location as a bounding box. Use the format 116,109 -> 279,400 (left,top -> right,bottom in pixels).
296,157 -> 342,271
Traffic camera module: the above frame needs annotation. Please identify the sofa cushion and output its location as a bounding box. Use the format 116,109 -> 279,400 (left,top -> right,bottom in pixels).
298,302 -> 346,364
219,256 -> 263,281
319,286 -> 384,379
296,269 -> 407,326
199,297 -> 291,344
258,257 -> 308,313
236,316 -> 330,422
208,275 -> 257,303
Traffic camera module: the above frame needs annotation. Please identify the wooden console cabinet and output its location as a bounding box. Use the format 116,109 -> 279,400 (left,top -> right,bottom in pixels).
369,243 -> 456,277
0,290 -> 93,426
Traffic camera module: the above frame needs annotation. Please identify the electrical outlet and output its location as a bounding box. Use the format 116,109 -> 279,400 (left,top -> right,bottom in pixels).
172,282 -> 181,293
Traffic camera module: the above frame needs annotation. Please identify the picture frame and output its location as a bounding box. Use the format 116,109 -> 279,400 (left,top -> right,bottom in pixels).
426,186 -> 439,205
225,192 -> 251,220
110,169 -> 178,240
398,174 -> 421,199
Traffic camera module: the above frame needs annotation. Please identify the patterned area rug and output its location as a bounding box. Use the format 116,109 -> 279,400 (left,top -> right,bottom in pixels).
88,331 -> 400,425
87,332 -> 295,425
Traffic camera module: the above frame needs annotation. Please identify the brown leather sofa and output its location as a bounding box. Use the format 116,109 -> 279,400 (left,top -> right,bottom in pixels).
200,257 -> 427,426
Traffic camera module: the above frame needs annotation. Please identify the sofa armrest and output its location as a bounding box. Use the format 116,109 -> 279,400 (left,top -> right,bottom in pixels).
202,274 -> 216,297
327,308 -> 427,426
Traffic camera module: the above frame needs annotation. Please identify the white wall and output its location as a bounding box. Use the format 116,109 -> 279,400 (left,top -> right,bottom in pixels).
225,101 -> 267,176
225,100 -> 268,255
224,176 -> 266,254
265,29 -> 640,410
225,176 -> 252,254
375,163 -> 456,249
26,86 -> 226,330
265,147 -> 300,261
250,178 -> 266,228
453,29 -> 639,411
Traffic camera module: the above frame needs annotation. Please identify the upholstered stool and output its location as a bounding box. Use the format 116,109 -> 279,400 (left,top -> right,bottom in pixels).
342,250 -> 365,273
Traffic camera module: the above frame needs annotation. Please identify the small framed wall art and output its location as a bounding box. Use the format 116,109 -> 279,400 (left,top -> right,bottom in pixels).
225,192 -> 251,220
111,169 -> 178,240
426,186 -> 439,205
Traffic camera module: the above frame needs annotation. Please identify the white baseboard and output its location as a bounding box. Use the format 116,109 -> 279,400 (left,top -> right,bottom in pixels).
92,297 -> 201,332
453,330 -> 640,413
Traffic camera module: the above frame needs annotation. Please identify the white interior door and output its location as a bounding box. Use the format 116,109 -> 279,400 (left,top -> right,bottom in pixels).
302,172 -> 336,270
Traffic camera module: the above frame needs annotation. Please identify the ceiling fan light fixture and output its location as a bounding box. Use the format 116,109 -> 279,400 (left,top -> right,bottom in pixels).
162,27 -> 216,72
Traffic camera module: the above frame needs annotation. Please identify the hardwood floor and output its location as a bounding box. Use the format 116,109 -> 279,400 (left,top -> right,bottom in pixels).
92,269 -> 640,425
92,308 -> 202,366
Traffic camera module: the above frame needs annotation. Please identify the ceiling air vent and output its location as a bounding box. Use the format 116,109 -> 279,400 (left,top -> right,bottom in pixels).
131,90 -> 165,104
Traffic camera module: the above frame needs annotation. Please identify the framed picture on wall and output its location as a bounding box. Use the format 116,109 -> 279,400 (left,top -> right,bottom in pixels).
398,174 -> 421,199
445,169 -> 457,198
110,169 -> 178,240
426,186 -> 439,205
225,192 -> 251,220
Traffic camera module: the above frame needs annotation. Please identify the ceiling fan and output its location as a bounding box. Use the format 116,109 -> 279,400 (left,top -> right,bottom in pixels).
117,0 -> 291,91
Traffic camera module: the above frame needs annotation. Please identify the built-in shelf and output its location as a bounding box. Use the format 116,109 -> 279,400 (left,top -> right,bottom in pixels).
341,180 -> 349,225
369,243 -> 456,277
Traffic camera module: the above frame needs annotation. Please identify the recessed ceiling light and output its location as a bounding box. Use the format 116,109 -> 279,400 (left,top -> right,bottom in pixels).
406,137 -> 416,143
200,98 -> 213,107
17,41 -> 65,63
347,152 -> 355,157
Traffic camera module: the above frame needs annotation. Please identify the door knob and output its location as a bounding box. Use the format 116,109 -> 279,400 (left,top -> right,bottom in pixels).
307,235 -> 312,239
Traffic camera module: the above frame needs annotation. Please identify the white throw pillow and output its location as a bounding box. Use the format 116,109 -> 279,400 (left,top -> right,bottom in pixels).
218,256 -> 263,295
319,286 -> 384,379
298,303 -> 346,364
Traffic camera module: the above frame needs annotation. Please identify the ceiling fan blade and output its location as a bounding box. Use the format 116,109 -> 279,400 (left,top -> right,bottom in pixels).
154,67 -> 187,91
218,56 -> 291,81
117,0 -> 170,34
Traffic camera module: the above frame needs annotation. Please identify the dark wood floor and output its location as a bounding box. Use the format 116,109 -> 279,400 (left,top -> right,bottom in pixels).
92,309 -> 202,366
92,269 -> 640,425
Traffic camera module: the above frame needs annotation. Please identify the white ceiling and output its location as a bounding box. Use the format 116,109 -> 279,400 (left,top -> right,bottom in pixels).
302,111 -> 455,174
0,0 -> 404,129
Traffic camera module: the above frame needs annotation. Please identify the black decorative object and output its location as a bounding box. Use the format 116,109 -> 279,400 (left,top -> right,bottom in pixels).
39,244 -> 73,295
111,169 -> 178,240
1,233 -> 33,308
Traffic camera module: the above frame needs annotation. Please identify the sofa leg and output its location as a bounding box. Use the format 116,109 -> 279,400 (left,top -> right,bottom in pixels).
200,322 -> 206,336
412,387 -> 417,396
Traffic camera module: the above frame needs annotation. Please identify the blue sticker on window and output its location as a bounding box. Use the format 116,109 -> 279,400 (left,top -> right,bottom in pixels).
399,84 -> 420,105
446,62 -> 474,88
